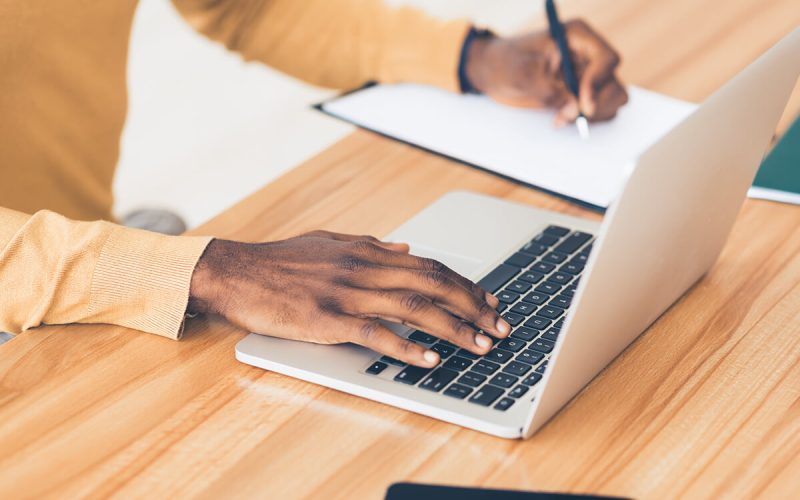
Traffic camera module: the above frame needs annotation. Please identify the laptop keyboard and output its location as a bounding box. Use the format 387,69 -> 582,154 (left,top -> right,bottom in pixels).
363,225 -> 594,413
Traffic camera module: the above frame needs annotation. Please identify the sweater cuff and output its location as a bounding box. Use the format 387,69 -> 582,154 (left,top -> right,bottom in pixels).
382,14 -> 471,93
88,226 -> 212,340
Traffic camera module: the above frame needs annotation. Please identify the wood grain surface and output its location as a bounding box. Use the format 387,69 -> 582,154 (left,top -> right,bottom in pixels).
2,1 -> 799,498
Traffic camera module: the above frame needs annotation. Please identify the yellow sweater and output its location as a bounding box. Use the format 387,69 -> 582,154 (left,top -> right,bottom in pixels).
0,0 -> 470,339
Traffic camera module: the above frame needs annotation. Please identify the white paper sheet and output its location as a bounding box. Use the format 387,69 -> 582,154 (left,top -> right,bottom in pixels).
321,83 -> 697,208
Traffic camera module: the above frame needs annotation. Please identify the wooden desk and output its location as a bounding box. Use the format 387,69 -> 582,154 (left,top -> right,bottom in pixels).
2,1 -> 799,498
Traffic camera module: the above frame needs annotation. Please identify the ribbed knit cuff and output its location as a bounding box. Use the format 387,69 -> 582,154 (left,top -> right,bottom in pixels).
88,226 -> 212,340
382,15 -> 472,93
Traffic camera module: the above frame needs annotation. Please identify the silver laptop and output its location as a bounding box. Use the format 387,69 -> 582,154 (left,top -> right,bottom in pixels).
236,29 -> 800,438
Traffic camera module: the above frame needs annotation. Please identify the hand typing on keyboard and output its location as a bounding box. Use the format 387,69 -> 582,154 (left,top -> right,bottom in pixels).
188,231 -> 511,367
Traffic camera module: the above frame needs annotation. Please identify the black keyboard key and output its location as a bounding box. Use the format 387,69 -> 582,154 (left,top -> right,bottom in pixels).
505,252 -> 535,268
561,262 -> 584,275
495,303 -> 508,314
531,261 -> 556,274
542,329 -> 559,342
549,295 -> 571,309
555,318 -> 565,328
509,302 -> 536,316
394,365 -> 432,385
518,242 -> 548,256
516,349 -> 545,365
530,338 -> 555,353
536,361 -> 549,374
521,372 -> 543,386
459,371 -> 487,387
573,253 -> 589,265
468,385 -> 504,406
497,338 -> 526,352
497,290 -> 520,304
431,343 -> 457,359
443,356 -> 473,371
489,373 -> 518,388
484,348 -> 514,364
542,252 -> 568,264
501,312 -> 525,327
509,385 -> 529,398
537,305 -> 565,319
408,330 -> 438,344
502,361 -> 532,376
494,397 -> 516,411
439,340 -> 457,348
472,359 -> 501,375
366,361 -> 388,375
535,282 -> 561,295
443,383 -> 473,400
456,348 -> 480,360
554,232 -> 592,255
547,272 -> 572,285
543,225 -> 570,237
511,327 -> 539,342
506,281 -> 532,294
531,233 -> 560,247
521,291 -> 548,305
477,264 -> 519,294
524,316 -> 552,330
562,285 -> 578,298
518,271 -> 545,284
381,356 -> 406,367
420,368 -> 459,392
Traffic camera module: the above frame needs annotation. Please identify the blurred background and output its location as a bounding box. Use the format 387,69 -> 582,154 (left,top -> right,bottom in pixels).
115,0 -> 540,229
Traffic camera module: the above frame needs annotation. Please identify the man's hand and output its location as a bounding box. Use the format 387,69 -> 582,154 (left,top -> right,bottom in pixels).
465,20 -> 628,125
188,231 -> 511,367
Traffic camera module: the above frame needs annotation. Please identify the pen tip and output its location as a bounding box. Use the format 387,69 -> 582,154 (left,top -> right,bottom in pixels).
576,116 -> 590,140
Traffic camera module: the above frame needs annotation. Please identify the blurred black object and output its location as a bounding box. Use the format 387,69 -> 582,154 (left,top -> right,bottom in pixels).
386,483 -> 631,500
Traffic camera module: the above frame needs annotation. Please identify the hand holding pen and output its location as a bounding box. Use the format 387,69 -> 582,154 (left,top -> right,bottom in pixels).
463,12 -> 628,130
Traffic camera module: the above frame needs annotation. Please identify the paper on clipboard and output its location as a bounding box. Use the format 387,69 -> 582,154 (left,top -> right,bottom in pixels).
320,83 -> 697,209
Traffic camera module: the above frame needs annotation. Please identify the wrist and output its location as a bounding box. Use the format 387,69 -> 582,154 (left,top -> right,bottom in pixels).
188,238 -> 226,315
461,28 -> 496,94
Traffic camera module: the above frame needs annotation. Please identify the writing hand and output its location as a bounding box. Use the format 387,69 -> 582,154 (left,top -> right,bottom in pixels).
465,20 -> 628,125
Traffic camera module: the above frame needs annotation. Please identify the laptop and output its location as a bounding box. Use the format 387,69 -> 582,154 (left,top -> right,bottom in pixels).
236,29 -> 800,438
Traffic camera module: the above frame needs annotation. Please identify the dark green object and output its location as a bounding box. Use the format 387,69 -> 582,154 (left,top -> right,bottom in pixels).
753,115 -> 800,196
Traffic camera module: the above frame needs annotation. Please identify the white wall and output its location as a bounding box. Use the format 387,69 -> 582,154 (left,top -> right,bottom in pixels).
116,0 -> 538,228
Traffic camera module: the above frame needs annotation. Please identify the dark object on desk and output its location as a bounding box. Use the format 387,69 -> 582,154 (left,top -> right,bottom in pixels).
545,0 -> 590,139
386,483 -> 631,500
750,115 -> 800,205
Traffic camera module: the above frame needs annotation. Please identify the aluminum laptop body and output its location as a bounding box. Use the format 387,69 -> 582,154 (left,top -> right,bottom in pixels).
236,29 -> 800,439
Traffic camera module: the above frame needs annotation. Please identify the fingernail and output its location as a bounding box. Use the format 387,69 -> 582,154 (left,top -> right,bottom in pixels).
485,292 -> 499,307
387,242 -> 410,251
497,318 -> 511,335
424,350 -> 440,365
475,334 -> 492,349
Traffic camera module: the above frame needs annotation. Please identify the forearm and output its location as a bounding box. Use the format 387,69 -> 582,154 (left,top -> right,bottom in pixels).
171,0 -> 471,91
0,207 -> 211,338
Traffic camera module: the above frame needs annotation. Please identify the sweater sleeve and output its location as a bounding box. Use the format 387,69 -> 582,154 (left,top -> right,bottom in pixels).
170,0 -> 471,92
0,207 -> 212,339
